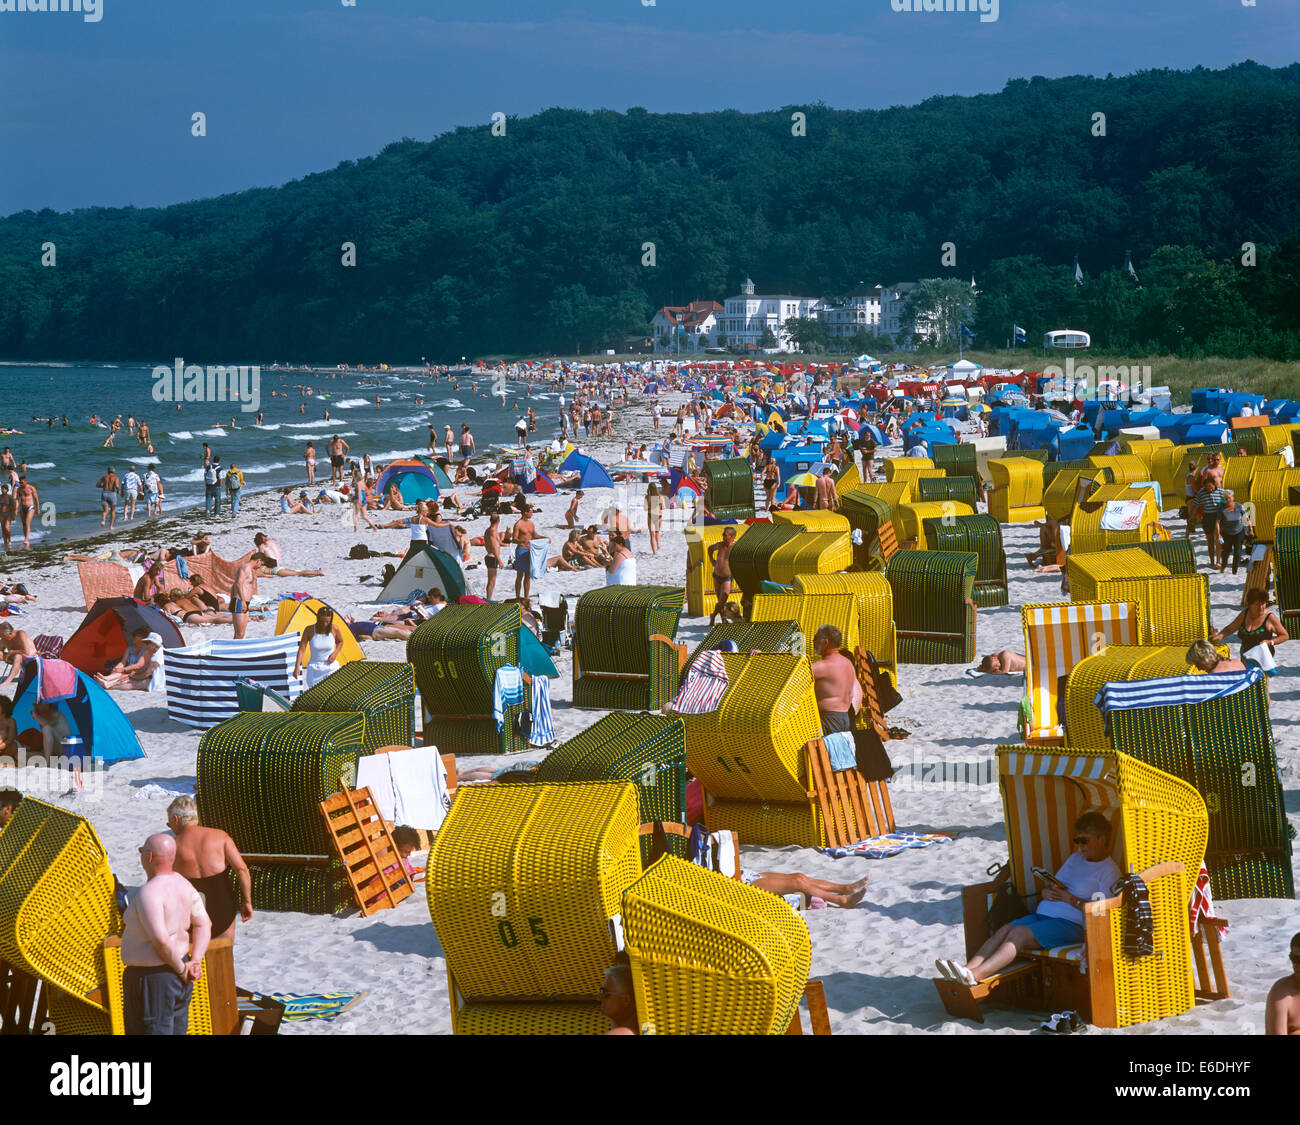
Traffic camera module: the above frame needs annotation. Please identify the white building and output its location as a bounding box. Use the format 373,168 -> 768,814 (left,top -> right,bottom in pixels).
816,283 -> 884,343
650,300 -> 722,354
716,278 -> 821,353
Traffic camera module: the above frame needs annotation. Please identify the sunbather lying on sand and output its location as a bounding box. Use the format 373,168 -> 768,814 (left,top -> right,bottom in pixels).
977,650 -> 1025,674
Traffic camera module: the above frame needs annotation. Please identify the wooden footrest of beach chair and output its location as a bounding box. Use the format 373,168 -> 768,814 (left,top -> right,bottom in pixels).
805,738 -> 894,846
877,519 -> 899,562
0,958 -> 49,1035
319,785 -> 414,916
784,980 -> 832,1035
932,960 -> 1039,1024
235,988 -> 286,1035
851,646 -> 892,742
1192,917 -> 1230,1002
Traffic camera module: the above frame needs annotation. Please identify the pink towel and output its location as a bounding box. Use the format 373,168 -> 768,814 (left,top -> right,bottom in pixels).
37,658 -> 79,703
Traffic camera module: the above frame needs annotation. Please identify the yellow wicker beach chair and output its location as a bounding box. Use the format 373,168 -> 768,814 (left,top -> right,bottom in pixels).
792,572 -> 897,688
1086,453 -> 1149,486
1068,484 -> 1165,556
101,937 -> 233,1035
895,500 -> 975,549
622,856 -> 812,1035
684,524 -> 749,618
850,481 -> 914,518
1067,548 -> 1169,599
1067,552 -> 1209,646
1221,453 -> 1285,504
1020,601 -> 1142,745
750,592 -> 861,655
987,458 -> 1046,523
1062,644 -> 1210,748
773,510 -> 851,533
1043,468 -> 1105,521
1116,436 -> 1173,470
1149,443 -> 1197,504
834,462 -> 863,497
883,457 -> 939,485
429,781 -> 642,1035
934,746 -> 1207,1028
765,530 -> 853,586
1249,469 -> 1300,542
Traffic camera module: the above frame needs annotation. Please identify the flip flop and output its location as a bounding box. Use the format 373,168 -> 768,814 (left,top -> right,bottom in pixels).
935,958 -> 956,981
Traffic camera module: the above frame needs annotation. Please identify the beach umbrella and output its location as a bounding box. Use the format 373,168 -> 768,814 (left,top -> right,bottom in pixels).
786,471 -> 819,488
609,462 -> 670,476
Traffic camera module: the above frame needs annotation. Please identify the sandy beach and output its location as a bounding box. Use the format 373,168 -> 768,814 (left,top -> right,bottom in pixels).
1,386 -> 1296,1037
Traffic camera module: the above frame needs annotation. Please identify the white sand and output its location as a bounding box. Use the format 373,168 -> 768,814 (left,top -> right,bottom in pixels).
1,393 -> 1296,1036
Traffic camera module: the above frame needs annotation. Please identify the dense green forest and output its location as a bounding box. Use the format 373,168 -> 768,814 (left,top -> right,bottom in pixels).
2,62 -> 1298,362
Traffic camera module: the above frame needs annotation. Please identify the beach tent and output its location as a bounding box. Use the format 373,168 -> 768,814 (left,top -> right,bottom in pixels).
520,626 -> 559,678
12,657 -> 144,764
374,460 -> 439,505
559,449 -> 616,489
378,543 -> 466,602
523,469 -> 559,495
274,598 -> 364,666
61,597 -> 185,675
415,457 -> 454,490
165,634 -> 302,730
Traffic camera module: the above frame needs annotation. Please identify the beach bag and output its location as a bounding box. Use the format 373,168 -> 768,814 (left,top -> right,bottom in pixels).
986,864 -> 1028,933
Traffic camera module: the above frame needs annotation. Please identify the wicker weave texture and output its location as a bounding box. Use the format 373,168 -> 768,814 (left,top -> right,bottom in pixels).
622,856 -> 811,1035
684,526 -> 750,617
1064,646 -> 1194,748
572,585 -> 685,710
729,523 -> 804,596
773,511 -> 851,532
704,457 -> 756,520
921,514 -> 1008,607
896,501 -> 975,550
987,458 -> 1046,523
291,661 -> 415,750
750,593 -> 861,657
886,549 -> 978,664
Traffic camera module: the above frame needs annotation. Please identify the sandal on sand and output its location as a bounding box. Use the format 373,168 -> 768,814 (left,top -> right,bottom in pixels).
1039,1010 -> 1087,1034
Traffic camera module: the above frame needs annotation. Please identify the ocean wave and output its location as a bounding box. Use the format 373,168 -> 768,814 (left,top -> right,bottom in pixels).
26,461 -> 55,469
370,446 -> 437,462
198,427 -> 228,437
168,468 -> 206,483
239,461 -> 288,474
168,431 -> 194,440
330,398 -> 371,409
256,423 -> 282,431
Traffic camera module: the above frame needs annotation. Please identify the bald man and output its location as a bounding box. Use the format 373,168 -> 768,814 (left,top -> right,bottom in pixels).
120,832 -> 211,1035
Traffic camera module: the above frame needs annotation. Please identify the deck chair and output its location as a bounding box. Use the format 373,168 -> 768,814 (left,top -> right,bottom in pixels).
1020,601 -> 1142,745
571,586 -> 686,710
886,549 -> 978,664
933,746 -> 1211,1028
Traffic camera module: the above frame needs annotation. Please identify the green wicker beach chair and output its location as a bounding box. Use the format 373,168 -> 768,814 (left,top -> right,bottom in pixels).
916,474 -> 981,512
728,523 -> 804,598
291,661 -> 415,750
704,457 -> 756,521
407,602 -> 528,755
572,586 -> 686,710
921,513 -> 1008,607
1110,678 -> 1292,900
1276,526 -> 1300,637
840,488 -> 893,570
197,711 -> 368,915
885,549 -> 978,663
933,443 -> 978,479
537,712 -> 687,862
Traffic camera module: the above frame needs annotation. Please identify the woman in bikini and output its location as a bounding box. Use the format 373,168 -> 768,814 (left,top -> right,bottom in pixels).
1212,588 -> 1290,674
133,560 -> 167,602
304,442 -> 317,485
697,525 -> 737,627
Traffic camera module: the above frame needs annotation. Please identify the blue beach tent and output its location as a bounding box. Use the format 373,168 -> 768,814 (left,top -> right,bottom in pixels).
12,657 -> 145,764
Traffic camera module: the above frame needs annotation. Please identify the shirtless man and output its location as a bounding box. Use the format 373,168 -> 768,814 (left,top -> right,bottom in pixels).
813,467 -> 840,512
229,554 -> 260,639
697,525 -> 736,627
120,833 -> 210,1036
1265,932 -> 1300,1035
0,484 -> 14,551
444,424 -> 455,463
15,475 -> 38,548
327,435 -> 350,483
252,532 -> 282,565
978,650 -> 1027,675
512,504 -> 538,607
459,423 -> 476,464
811,625 -> 859,748
602,503 -> 631,541
166,796 -> 252,943
0,622 -> 36,686
483,513 -> 504,601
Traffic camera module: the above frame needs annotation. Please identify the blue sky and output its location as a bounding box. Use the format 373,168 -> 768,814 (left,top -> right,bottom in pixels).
1,0 -> 1295,215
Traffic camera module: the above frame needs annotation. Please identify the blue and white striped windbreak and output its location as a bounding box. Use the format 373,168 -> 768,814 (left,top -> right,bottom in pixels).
166,634 -> 302,729
1094,667 -> 1263,734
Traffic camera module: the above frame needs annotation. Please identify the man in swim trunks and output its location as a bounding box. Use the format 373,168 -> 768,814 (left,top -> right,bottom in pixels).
229,554 -> 260,640
512,504 -> 537,609
483,513 -> 504,601
15,475 -> 38,549
166,796 -> 252,943
0,484 -> 13,552
459,423 -> 476,463
0,622 -> 37,686
811,625 -> 859,758
327,434 -> 349,483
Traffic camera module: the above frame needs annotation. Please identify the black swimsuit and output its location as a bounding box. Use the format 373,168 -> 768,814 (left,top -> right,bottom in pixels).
190,872 -> 238,935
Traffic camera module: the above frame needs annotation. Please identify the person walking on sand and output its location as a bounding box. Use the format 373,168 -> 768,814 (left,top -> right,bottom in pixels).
15,476 -> 38,549
459,423 -> 476,464
351,470 -> 380,533
0,484 -> 13,551
328,435 -> 350,483
814,467 -> 840,512
96,465 -> 120,530
120,833 -> 211,1036
228,554 -> 259,640
645,482 -> 664,555
444,424 -> 455,463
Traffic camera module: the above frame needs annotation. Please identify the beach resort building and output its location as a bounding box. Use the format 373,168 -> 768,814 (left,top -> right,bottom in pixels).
651,300 -> 723,354
715,278 -> 822,353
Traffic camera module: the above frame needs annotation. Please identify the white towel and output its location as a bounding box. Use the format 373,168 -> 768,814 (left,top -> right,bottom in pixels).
356,756 -> 398,822
1100,500 -> 1147,532
528,537 -> 549,582
387,747 -> 452,831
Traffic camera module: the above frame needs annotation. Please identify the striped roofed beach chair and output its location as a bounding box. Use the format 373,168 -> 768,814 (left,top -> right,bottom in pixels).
76,560 -> 133,611
1020,600 -> 1141,746
291,661 -> 416,751
1108,674 -> 1292,900
1067,553 -> 1209,646
922,513 -> 1008,607
750,592 -> 861,658
792,572 -> 897,689
197,711 -> 369,915
682,653 -> 887,847
430,782 -> 642,1034
571,586 -> 686,711
886,549 -> 978,664
986,458 -> 1046,524
407,602 -> 528,754
536,713 -> 687,864
684,524 -> 750,617
623,856 -> 812,1035
934,746 -> 1210,1028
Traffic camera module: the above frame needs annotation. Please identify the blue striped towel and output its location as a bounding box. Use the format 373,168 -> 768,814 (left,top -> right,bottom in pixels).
1095,667 -> 1262,733
529,671 -> 555,746
819,831 -> 952,860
